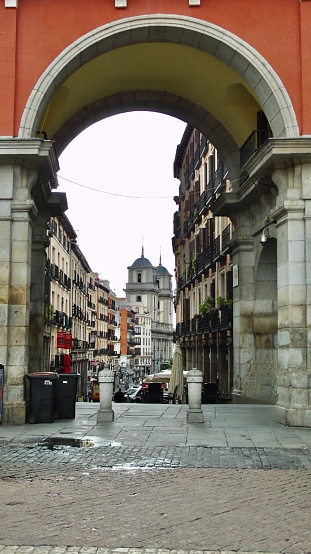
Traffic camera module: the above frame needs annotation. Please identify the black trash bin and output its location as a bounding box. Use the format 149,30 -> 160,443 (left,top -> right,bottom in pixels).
55,373 -> 80,419
26,372 -> 58,424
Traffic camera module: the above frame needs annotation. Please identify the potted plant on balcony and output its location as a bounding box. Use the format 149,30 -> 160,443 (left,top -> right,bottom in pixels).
217,296 -> 233,307
199,296 -> 214,314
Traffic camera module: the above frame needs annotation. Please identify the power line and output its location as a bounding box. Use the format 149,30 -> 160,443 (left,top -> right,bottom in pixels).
58,175 -> 173,199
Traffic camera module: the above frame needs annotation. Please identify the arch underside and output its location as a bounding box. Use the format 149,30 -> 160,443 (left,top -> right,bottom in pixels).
53,90 -> 240,183
20,15 -> 298,181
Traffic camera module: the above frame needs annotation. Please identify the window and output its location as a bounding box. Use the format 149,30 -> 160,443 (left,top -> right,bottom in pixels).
138,273 -> 141,283
136,295 -> 141,302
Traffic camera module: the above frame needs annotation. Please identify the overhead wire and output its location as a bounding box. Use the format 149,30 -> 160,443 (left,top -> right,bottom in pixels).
58,175 -> 173,199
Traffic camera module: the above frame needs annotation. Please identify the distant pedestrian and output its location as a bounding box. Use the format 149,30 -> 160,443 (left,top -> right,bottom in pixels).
114,388 -> 125,403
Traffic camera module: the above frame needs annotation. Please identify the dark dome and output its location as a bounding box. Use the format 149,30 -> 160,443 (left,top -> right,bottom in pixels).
156,262 -> 170,275
128,248 -> 153,269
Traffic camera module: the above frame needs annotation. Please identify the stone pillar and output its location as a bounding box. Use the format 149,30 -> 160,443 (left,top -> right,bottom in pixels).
187,368 -> 204,423
29,213 -> 50,373
97,368 -> 114,422
0,164 -> 38,424
270,164 -> 311,427
0,139 -> 60,424
230,233 -> 255,402
272,195 -> 311,425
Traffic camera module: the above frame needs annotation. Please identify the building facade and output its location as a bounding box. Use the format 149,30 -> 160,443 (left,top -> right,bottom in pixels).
173,126 -> 233,397
44,216 -> 120,399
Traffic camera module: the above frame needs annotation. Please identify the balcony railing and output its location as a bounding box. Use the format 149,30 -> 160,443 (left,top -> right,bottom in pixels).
222,223 -> 232,253
219,305 -> 233,330
203,246 -> 212,270
240,129 -> 272,168
175,310 -> 226,338
213,235 -> 222,262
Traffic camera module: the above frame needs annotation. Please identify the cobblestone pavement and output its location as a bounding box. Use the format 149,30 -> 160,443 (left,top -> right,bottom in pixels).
0,404 -> 311,553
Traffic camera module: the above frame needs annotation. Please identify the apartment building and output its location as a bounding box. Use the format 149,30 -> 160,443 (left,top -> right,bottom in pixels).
44,214 -> 75,373
45,216 -> 120,399
117,300 -> 136,377
98,280 -> 120,371
93,278 -> 109,370
173,125 -> 233,397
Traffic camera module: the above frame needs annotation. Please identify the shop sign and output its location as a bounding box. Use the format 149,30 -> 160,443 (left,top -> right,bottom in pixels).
57,332 -> 72,349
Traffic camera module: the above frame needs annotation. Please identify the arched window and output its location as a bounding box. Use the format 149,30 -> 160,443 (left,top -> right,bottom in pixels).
138,272 -> 141,283
136,295 -> 141,302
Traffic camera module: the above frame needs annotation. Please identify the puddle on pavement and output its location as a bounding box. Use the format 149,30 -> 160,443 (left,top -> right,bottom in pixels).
39,436 -> 121,449
40,437 -> 95,449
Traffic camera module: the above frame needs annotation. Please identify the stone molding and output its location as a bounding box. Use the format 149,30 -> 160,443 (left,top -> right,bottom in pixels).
243,137 -> 311,179
0,139 -> 59,184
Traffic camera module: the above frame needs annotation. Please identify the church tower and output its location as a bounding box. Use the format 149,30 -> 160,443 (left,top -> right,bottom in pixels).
125,248 -> 174,374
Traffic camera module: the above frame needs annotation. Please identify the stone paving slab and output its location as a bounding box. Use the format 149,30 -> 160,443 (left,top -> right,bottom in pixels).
1,404 -> 311,451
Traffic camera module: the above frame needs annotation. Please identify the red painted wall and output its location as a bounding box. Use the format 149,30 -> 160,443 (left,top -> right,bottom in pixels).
0,0 -> 307,136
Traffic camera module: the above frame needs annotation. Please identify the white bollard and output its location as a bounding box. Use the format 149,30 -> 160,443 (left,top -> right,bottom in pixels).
97,368 -> 114,423
187,368 -> 204,423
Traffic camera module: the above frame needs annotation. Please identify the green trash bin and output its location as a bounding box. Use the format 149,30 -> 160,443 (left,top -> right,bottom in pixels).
26,372 -> 58,424
55,373 -> 80,419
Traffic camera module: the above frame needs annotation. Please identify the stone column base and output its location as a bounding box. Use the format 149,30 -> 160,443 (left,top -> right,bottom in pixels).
274,406 -> 311,427
187,408 -> 204,423
97,408 -> 114,423
3,402 -> 27,425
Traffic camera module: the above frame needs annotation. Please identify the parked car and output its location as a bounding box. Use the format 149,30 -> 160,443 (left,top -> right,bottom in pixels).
124,386 -> 142,402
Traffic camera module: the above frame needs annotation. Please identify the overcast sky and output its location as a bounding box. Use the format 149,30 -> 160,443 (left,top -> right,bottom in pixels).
57,112 -> 186,297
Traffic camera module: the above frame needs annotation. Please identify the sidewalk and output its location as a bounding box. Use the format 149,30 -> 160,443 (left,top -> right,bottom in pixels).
0,403 -> 311,553
1,401 -> 311,450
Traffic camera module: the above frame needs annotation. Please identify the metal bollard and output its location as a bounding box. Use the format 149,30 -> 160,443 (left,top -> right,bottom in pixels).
97,368 -> 114,423
187,368 -> 204,423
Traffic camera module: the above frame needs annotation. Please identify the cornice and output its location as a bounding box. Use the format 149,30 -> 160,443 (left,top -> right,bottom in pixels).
0,139 -> 59,185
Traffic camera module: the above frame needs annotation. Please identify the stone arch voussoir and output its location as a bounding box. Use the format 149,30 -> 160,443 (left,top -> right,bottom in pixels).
19,15 -> 299,147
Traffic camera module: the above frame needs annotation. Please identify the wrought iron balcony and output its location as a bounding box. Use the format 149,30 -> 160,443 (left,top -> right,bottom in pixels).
203,246 -> 212,270
219,304 -> 233,330
240,129 -> 272,168
197,252 -> 204,275
222,223 -> 232,253
213,235 -> 222,262
210,309 -> 220,332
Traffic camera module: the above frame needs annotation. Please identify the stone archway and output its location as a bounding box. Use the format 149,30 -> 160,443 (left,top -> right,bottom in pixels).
2,14 -> 309,425
20,15 -> 298,158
